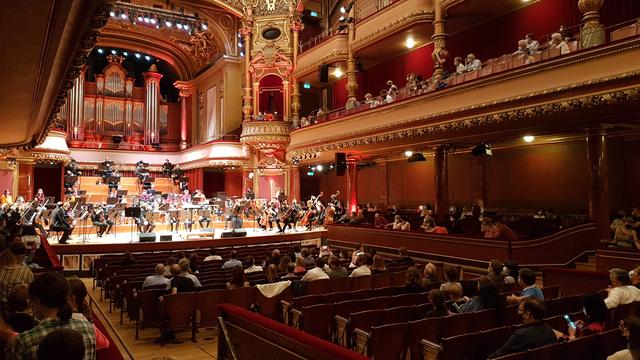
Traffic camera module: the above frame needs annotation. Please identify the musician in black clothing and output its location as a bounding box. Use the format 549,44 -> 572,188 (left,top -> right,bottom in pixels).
276,202 -> 296,233
91,204 -> 112,237
50,202 -> 73,244
136,203 -> 155,233
162,159 -> 174,176
245,188 -> 255,200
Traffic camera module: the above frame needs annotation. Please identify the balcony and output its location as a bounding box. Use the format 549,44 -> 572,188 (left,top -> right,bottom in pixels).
240,120 -> 291,154
296,33 -> 348,78
287,35 -> 640,162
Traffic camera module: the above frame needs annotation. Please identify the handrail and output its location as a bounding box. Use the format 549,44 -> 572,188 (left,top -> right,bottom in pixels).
300,28 -> 344,52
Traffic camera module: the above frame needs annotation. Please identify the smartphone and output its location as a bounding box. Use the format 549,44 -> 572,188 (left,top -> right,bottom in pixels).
563,314 -> 577,329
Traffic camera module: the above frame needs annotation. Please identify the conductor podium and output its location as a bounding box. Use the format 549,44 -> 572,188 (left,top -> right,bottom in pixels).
221,229 -> 247,238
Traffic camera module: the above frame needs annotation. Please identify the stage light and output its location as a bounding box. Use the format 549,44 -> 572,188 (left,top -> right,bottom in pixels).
238,42 -> 243,48
143,16 -> 150,23
303,82 -> 311,89
248,172 -> 254,179
307,171 -> 315,176
150,17 -> 157,24
407,152 -> 426,162
329,164 -> 334,169
406,37 -> 416,49
123,51 -> 128,56
144,55 -> 151,61
404,150 -> 413,157
471,143 -> 493,156
339,16 -> 345,22
201,22 -> 208,30
137,15 -> 144,22
523,135 -> 535,143
97,48 -> 104,54
333,67 -> 343,77
111,50 -> 117,55
165,20 -> 173,27
310,11 -> 318,17
317,165 -> 323,171
135,53 -> 141,58
109,10 -> 116,17
176,22 -> 183,29
340,6 -> 346,13
120,12 -> 128,19
240,51 -> 244,57
183,24 -> 190,30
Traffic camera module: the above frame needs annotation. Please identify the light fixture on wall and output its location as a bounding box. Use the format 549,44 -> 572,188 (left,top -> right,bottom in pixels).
471,143 -> 493,156
333,67 -> 343,78
404,150 -> 413,157
405,37 -> 416,49
523,135 -> 535,143
407,152 -> 426,162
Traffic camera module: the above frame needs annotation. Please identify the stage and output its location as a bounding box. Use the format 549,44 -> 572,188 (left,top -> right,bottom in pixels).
49,225 -> 327,274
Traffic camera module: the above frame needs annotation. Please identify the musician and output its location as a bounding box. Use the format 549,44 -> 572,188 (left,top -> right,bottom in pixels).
50,202 -> 73,244
171,164 -> 184,185
245,188 -> 255,200
136,203 -> 155,233
198,208 -> 212,229
34,189 -> 45,205
1,190 -> 13,205
162,159 -> 174,176
301,200 -> 318,231
193,190 -> 206,204
92,203 -> 113,237
276,190 -> 287,204
276,201 -> 296,233
181,189 -> 191,204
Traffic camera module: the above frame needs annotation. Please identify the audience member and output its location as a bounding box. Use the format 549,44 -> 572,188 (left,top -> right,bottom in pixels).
264,264 -> 278,283
484,216 -> 519,240
67,278 -> 109,350
550,32 -> 570,55
454,56 -> 466,74
605,268 -> 640,309
507,268 -> 543,303
386,215 -> 410,231
143,264 -> 171,289
6,272 -> 96,360
463,277 -> 504,313
403,266 -> 424,293
422,219 -> 448,234
559,293 -> 608,340
227,265 -> 250,289
301,248 -> 314,267
525,33 -> 539,54
426,289 -> 450,318
0,241 -> 34,317
293,244 -> 302,259
280,263 -> 297,280
369,255 -> 388,274
5,284 -> 37,332
294,257 -> 307,275
350,243 -> 365,268
270,249 -> 281,266
533,208 -> 546,219
203,248 -> 222,261
244,256 -> 263,273
277,255 -> 291,273
164,257 -> 177,276
189,254 -> 199,274
422,263 -> 437,286
395,247 -> 414,266
465,54 -> 481,71
121,252 -> 135,266
326,255 -> 348,278
221,250 -> 243,269
167,264 -> 194,294
487,259 -> 506,285
608,316 -> 640,360
349,254 -> 372,277
440,265 -> 461,295
488,297 -> 556,358
178,258 -> 201,287
502,260 -> 519,284
630,267 -> 640,288
302,257 -> 330,281
37,328 -> 86,360
374,213 -> 388,228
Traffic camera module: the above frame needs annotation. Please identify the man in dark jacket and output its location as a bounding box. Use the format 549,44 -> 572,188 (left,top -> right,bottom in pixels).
489,297 -> 557,358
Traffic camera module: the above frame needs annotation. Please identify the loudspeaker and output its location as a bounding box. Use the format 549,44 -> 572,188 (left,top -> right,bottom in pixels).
335,152 -> 347,176
159,234 -> 172,242
139,232 -> 156,242
221,229 -> 247,238
471,143 -> 493,156
319,64 -> 329,83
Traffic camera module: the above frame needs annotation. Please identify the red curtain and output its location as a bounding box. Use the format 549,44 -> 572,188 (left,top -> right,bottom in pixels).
224,172 -> 243,197
203,171 -> 225,197
258,75 -> 284,116
34,166 -> 62,202
186,168 -> 204,193
332,78 -> 348,109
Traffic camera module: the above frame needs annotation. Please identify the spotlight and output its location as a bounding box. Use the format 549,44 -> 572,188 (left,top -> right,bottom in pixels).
97,48 -> 104,54
123,51 -> 128,56
150,17 -> 157,24
165,20 -> 173,27
238,42 -> 243,48
329,164 -> 334,169
240,51 -> 244,57
109,10 -> 116,17
143,16 -> 150,23
111,50 -> 117,55
137,15 -> 144,22
145,55 -> 151,61
523,135 -> 535,143
135,53 -> 141,58
406,37 -> 416,49
248,172 -> 254,179
310,11 -> 318,17
184,24 -> 190,30
471,143 -> 493,156
407,152 -> 426,162
201,22 -> 208,30
120,12 -> 128,19
404,150 -> 413,157
303,82 -> 311,89
317,165 -> 323,171
333,68 -> 343,77
339,16 -> 345,22
176,22 -> 183,29
340,6 -> 347,13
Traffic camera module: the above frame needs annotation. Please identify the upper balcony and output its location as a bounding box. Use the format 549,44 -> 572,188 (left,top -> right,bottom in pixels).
287,29 -> 640,163
296,33 -> 348,78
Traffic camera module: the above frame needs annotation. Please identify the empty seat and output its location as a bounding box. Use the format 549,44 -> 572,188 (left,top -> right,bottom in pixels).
407,317 -> 442,360
441,312 -> 472,338
350,275 -> 373,290
542,286 -> 560,300
301,303 -> 335,340
440,332 -> 477,360
372,272 -> 393,289
330,276 -> 348,292
366,323 -> 407,359
195,289 -> 227,328
160,292 -> 196,343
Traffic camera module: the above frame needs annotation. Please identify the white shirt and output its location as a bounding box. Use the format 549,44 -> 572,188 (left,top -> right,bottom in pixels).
184,273 -> 202,287
244,265 -> 263,273
203,255 -> 222,261
608,349 -> 632,360
349,265 -> 372,277
142,274 -> 170,289
455,63 -> 466,74
467,59 -> 481,71
302,267 -> 330,281
604,285 -> 640,309
558,41 -> 570,55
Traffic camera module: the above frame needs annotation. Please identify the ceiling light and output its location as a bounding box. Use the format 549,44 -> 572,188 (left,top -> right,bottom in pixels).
404,150 -> 413,157
407,153 -> 426,162
238,42 -> 243,48
316,165 -> 323,171
177,22 -> 183,29
109,10 -> 116,17
150,17 -> 157,24
111,50 -> 117,55
340,6 -> 347,13
123,51 -> 128,56
333,67 -> 343,77
137,15 -> 144,22
165,20 -> 173,27
310,11 -> 318,17
144,55 -> 151,61
523,135 -> 535,143
97,48 -> 104,54
240,51 -> 244,57
406,37 -> 416,49
120,12 -> 128,19
339,16 -> 345,22
135,53 -> 141,58
143,16 -> 150,23
201,23 -> 208,30
183,24 -> 190,30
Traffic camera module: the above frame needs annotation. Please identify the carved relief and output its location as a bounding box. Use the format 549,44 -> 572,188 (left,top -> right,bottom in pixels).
175,30 -> 220,67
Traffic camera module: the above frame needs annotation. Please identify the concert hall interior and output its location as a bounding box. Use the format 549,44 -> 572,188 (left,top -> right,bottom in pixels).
1,0 -> 640,359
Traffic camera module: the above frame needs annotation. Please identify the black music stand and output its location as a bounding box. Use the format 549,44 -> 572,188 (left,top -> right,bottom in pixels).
125,206 -> 141,243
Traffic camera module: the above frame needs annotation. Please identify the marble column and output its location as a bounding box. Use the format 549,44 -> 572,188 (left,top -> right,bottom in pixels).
289,165 -> 301,202
434,146 -> 449,224
241,23 -> 253,122
586,128 -> 610,243
290,19 -> 302,127
347,161 -> 358,214
173,81 -> 194,149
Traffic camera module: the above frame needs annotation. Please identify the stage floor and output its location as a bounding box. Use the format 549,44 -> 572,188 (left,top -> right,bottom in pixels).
60,225 -> 322,245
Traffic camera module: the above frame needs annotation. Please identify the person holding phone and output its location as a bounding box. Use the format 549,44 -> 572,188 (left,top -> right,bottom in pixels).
557,293 -> 608,340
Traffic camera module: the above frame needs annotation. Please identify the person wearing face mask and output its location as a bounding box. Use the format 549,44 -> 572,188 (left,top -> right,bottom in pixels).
608,316 -> 640,360
488,297 -> 557,358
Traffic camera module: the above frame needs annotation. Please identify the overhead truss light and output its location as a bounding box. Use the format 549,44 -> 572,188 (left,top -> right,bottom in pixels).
109,1 -> 208,34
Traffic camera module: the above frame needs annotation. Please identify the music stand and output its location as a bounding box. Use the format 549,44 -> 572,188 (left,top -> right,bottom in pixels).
106,197 -> 118,205
77,190 -> 87,196
125,206 -> 141,243
116,190 -> 128,197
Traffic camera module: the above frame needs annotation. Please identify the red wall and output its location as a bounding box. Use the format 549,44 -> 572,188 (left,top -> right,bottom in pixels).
34,166 -> 62,202
224,172 -> 243,197
0,169 -> 13,196
203,170 -> 225,197
186,168 -> 204,193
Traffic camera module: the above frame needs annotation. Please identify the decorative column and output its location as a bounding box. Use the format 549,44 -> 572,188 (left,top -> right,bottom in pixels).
67,65 -> 87,143
143,65 -> 163,145
578,0 -> 605,49
434,146 -> 449,224
347,161 -> 358,214
290,19 -> 303,127
345,7 -> 358,103
289,165 -> 301,202
378,159 -> 389,206
241,22 -> 254,122
17,160 -> 34,201
174,81 -> 194,149
586,128 -> 610,243
431,0 -> 448,75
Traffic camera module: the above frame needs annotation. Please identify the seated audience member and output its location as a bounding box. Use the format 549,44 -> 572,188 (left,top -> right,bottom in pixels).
374,212 -> 388,228
463,277 -> 504,313
221,250 -> 243,269
447,283 -> 466,312
270,249 -> 281,266
487,259 -> 506,285
549,32 -> 570,55
507,268 -> 543,303
364,93 -> 374,105
533,208 -> 546,219
395,247 -> 415,267
277,255 -> 291,273
525,33 -> 539,54
484,216 -> 519,240
610,210 -> 628,232
605,268 -> 640,309
244,256 -> 263,273
613,219 -> 639,249
558,293 -> 608,340
0,241 -> 34,317
349,254 -> 372,277
227,265 -> 250,289
422,219 -> 448,234
302,257 -> 330,281
37,328 -> 86,360
465,53 -> 481,71
280,263 -> 298,280
6,272 -> 96,360
502,260 -> 519,284
164,257 -> 177,276
348,211 -> 365,225
264,264 -> 278,283
440,265 -> 461,295
513,39 -> 529,55
488,298 -> 557,358
403,266 -> 425,293
350,243 -> 365,268
608,316 -> 640,360
67,278 -> 109,350
178,258 -> 201,287
203,248 -> 222,261
630,267 -> 640,288
385,215 -> 407,230
327,255 -> 348,278
143,264 -> 171,289
5,284 -> 37,332
426,289 -> 450,318
300,248 -> 315,267
422,263 -> 438,286
294,257 -> 307,276
189,254 -> 199,274
369,255 -> 388,274
167,264 -> 194,294
121,252 -> 135,266
454,56 -> 466,74
293,244 -> 302,259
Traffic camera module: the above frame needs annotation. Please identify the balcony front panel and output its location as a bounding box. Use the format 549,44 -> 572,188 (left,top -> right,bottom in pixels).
295,34 -> 348,78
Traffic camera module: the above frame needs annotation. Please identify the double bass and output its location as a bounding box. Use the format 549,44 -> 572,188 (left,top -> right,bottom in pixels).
300,192 -> 322,226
